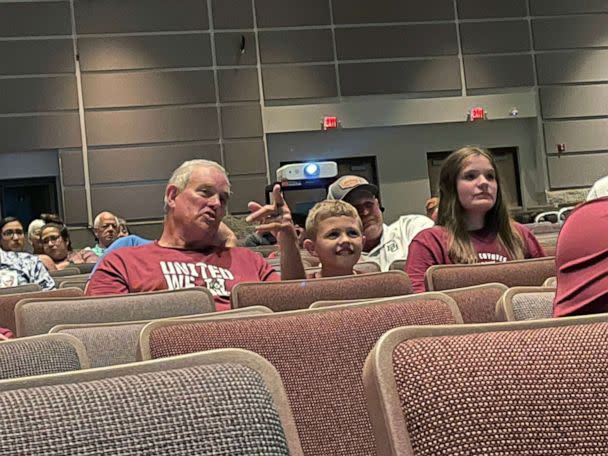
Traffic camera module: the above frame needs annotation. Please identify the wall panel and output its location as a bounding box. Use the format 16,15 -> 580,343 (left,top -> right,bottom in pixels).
74,0 -> 208,33
221,105 -> 263,139
460,21 -> 530,54
548,153 -> 608,188
224,140 -> 267,175
0,114 -> 81,153
211,0 -> 253,29
262,65 -> 337,100
340,58 -> 461,96
78,34 -> 212,71
85,107 -> 219,146
91,184 -> 165,220
228,174 -> 268,213
259,30 -> 334,64
214,32 -> 257,66
464,55 -> 534,89
332,0 -> 453,23
544,119 -> 608,154
457,0 -> 526,19
533,17 -> 608,50
60,150 -> 85,187
0,76 -> 77,113
255,0 -> 330,27
0,40 -> 74,75
530,0 -> 608,15
63,187 -> 89,225
536,50 -> 608,84
218,69 -> 260,102
336,25 -> 457,60
540,85 -> 608,119
0,2 -> 71,37
82,70 -> 215,108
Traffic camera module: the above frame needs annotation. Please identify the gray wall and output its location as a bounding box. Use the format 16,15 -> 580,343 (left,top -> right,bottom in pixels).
1,0 -> 607,226
268,118 -> 540,222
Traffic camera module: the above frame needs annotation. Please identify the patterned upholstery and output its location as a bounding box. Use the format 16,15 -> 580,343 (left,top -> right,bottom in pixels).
15,287 -> 215,337
440,283 -> 508,323
0,283 -> 41,296
52,306 -> 273,368
232,271 -> 413,312
364,315 -> 608,456
0,334 -> 88,380
497,287 -> 556,321
0,350 -> 302,455
141,297 -> 461,456
425,257 -> 556,291
0,287 -> 83,333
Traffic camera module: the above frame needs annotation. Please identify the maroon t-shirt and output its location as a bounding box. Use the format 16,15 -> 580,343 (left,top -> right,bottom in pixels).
406,223 -> 546,292
86,242 -> 279,311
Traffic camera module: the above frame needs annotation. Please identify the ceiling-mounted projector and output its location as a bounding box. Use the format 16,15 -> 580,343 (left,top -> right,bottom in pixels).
276,161 -> 338,181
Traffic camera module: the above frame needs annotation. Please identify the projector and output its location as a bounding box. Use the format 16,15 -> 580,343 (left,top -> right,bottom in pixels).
276,161 -> 338,181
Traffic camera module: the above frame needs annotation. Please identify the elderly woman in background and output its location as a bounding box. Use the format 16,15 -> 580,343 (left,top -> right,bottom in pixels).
41,222 -> 98,270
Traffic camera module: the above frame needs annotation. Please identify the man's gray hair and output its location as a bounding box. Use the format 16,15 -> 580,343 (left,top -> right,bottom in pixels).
164,159 -> 229,212
93,211 -> 119,229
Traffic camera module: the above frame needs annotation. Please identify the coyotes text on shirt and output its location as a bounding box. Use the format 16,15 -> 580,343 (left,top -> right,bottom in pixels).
160,261 -> 235,296
477,252 -> 507,262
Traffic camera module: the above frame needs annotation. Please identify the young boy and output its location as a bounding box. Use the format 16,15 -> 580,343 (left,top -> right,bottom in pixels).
303,200 -> 365,278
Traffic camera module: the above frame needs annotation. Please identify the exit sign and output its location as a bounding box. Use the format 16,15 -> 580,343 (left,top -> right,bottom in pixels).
322,116 -> 338,130
469,107 -> 486,121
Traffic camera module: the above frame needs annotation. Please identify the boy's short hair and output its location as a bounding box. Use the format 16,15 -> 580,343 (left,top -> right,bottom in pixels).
305,200 -> 362,240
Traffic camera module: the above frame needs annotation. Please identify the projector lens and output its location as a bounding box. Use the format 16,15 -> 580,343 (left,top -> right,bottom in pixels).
304,163 -> 320,177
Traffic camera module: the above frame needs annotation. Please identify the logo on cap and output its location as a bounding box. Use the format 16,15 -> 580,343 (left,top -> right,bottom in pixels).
339,176 -> 367,190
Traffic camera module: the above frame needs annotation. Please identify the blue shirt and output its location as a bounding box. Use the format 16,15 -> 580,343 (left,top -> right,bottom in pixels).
92,235 -> 152,273
0,249 -> 55,290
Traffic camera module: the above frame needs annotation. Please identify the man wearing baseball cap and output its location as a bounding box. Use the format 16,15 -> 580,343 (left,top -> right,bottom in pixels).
327,175 -> 434,270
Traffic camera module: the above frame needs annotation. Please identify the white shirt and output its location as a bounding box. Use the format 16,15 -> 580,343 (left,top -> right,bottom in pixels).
361,215 -> 435,271
587,175 -> 608,201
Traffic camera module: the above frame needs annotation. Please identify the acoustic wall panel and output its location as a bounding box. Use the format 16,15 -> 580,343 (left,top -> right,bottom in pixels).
332,0 -> 453,23
335,25 -> 457,60
530,0 -> 608,16
457,0 -> 527,19
218,68 -> 260,102
548,153 -> 608,188
460,21 -> 530,54
464,55 -> 534,89
63,187 -> 89,225
74,0 -> 208,33
85,106 -> 219,146
533,17 -> 608,50
259,30 -> 334,64
223,140 -> 267,175
536,50 -> 608,84
59,150 -> 85,187
0,76 -> 77,113
211,0 -> 253,29
0,114 -> 81,153
544,119 -> 608,154
262,65 -> 337,100
214,32 -> 257,66
540,85 -> 608,119
0,2 -> 71,37
255,0 -> 330,27
91,184 -> 166,220
0,40 -> 74,75
228,174 -> 268,213
220,105 -> 263,139
82,70 -> 216,108
340,58 -> 461,96
78,34 -> 212,71
88,143 -> 221,184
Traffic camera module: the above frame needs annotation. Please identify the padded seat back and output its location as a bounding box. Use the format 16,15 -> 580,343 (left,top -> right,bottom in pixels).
0,334 -> 88,380
51,306 -> 272,367
140,295 -> 461,456
0,350 -> 303,455
496,286 -> 556,321
364,314 -> 608,455
0,287 -> 83,333
440,283 -> 508,323
15,287 -> 214,337
232,271 -> 413,312
425,257 -> 556,291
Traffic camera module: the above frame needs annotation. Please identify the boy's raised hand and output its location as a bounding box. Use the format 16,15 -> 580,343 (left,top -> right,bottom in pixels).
246,184 -> 298,244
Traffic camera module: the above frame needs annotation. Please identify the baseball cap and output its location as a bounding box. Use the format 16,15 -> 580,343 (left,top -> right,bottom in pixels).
327,175 -> 379,202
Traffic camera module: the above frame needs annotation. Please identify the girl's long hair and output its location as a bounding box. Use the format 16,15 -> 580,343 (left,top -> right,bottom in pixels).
436,146 -> 525,264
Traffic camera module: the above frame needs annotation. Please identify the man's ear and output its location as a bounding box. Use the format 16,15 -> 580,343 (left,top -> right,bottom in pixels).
303,238 -> 318,257
165,184 -> 179,210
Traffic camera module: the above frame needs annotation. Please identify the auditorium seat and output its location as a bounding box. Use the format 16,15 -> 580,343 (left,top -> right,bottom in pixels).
364,314 -> 608,455
0,333 -> 89,380
50,306 -> 272,368
232,271 -> 413,312
425,257 -> 556,291
0,349 -> 303,455
440,283 -> 508,323
0,287 -> 83,333
305,261 -> 381,277
543,276 -> 557,287
0,283 -> 41,296
139,297 -> 461,456
14,287 -> 215,337
49,267 -> 81,277
388,259 -> 406,271
55,274 -> 89,290
496,286 -> 555,321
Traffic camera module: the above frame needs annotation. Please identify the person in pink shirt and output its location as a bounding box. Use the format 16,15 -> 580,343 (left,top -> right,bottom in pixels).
406,146 -> 545,292
553,197 -> 608,317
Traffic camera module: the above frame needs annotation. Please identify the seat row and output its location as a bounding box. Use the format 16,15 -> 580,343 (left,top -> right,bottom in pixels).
0,297 -> 604,455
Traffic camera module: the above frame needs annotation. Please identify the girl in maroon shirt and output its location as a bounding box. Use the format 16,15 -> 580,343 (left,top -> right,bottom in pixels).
406,146 -> 545,292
